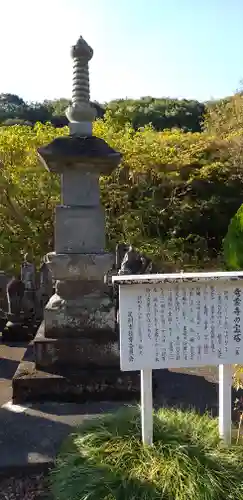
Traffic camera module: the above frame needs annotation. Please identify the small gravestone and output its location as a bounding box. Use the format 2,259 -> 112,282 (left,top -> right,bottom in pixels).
0,271 -> 9,333
3,275 -> 28,341
3,254 -> 40,341
38,259 -> 53,313
21,253 -> 37,320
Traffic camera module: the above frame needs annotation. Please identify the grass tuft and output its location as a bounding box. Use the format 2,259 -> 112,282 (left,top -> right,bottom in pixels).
50,406 -> 243,500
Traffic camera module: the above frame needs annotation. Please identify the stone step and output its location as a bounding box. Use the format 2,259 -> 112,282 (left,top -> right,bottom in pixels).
34,323 -> 120,369
12,344 -> 140,404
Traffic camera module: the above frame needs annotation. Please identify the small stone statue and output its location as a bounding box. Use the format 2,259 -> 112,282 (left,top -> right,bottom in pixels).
21,253 -> 37,318
113,243 -> 157,333
3,274 -> 30,340
0,271 -> 9,313
118,245 -> 143,275
21,253 -> 36,291
6,275 -> 25,318
116,243 -> 127,270
38,259 -> 53,311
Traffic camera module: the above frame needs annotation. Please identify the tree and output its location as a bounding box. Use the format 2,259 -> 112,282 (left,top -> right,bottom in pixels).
106,97 -> 205,132
0,93 -> 27,122
0,123 -> 66,270
0,114 -> 242,273
204,94 -> 243,136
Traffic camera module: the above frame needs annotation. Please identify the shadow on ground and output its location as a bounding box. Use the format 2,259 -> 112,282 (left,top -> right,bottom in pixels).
0,339 -> 28,383
154,369 -> 219,417
0,401 -> 129,474
0,358 -> 20,380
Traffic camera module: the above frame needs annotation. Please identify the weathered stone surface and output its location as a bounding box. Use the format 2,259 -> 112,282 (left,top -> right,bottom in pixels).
0,271 -> 10,311
55,279 -> 109,298
44,292 -> 115,338
61,170 -> 99,206
65,35 -> 96,133
34,323 -> 119,368
55,205 -> 105,254
12,353 -> 140,404
37,136 -> 121,175
45,252 -> 114,281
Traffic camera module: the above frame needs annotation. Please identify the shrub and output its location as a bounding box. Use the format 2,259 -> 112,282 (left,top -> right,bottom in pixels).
224,203 -> 243,270
51,407 -> 243,500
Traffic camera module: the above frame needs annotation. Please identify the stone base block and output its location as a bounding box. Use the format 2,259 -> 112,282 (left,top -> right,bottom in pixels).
44,293 -> 116,338
12,344 -> 140,404
45,252 -> 114,281
34,322 -> 119,368
55,280 -> 108,299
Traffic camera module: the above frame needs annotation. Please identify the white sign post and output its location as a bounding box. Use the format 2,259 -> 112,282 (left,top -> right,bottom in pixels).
113,271 -> 243,446
219,364 -> 232,444
141,369 -> 153,446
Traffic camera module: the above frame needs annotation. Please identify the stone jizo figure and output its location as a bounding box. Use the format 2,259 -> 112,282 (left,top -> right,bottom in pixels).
118,245 -> 144,275
21,253 -> 37,318
38,259 -> 53,310
21,253 -> 36,290
6,275 -> 25,318
4,274 -> 33,341
115,243 -> 127,270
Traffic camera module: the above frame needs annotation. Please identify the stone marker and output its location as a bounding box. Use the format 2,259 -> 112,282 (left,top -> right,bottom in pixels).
13,36 -> 139,402
38,258 -> 53,312
0,272 -> 9,331
3,275 -> 27,340
21,253 -> 37,319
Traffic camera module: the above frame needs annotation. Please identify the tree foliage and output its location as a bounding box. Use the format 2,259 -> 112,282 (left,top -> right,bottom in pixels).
0,123 -> 66,271
106,97 -> 205,132
205,92 -> 243,271
204,93 -> 243,136
0,94 -> 105,129
0,94 -> 204,132
0,110 -> 243,273
1,86 -> 243,273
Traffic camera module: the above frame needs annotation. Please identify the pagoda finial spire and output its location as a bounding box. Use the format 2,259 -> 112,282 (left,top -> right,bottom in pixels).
66,36 -> 96,136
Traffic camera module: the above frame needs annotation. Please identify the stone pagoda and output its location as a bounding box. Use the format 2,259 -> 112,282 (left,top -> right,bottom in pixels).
13,36 -> 139,402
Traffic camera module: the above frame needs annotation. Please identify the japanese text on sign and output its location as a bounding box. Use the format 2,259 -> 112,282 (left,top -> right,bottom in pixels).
118,280 -> 243,371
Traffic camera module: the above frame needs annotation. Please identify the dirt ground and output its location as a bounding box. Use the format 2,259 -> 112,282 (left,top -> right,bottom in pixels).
0,473 -> 49,500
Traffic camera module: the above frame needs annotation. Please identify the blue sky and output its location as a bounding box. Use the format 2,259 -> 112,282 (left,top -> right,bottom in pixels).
1,0 -> 242,103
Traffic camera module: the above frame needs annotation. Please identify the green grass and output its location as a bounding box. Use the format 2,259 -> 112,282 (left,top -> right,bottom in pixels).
50,406 -> 243,500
